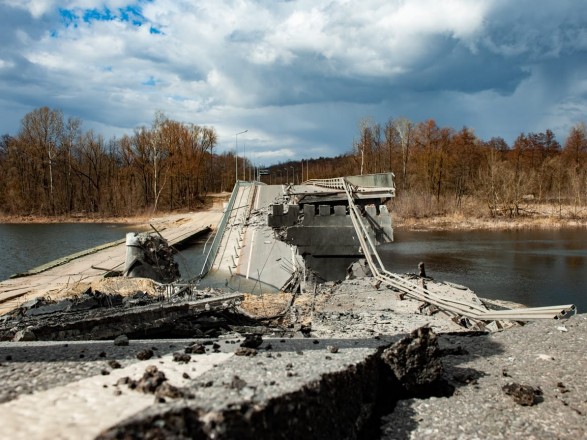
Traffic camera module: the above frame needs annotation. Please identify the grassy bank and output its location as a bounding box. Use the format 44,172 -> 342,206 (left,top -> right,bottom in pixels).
391,192 -> 587,231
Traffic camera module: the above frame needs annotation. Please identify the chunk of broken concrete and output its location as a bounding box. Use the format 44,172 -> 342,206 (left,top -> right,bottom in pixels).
13,328 -> 36,342
381,327 -> 444,393
114,335 -> 129,346
240,334 -> 263,349
26,300 -> 72,316
502,383 -> 542,406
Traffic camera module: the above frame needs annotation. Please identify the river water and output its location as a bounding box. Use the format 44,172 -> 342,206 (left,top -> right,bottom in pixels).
379,228 -> 587,313
0,224 -> 585,312
0,223 -> 142,280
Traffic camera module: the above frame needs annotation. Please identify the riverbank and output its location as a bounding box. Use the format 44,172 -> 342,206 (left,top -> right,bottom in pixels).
0,193 -> 231,225
3,204 -> 586,231
395,214 -> 587,231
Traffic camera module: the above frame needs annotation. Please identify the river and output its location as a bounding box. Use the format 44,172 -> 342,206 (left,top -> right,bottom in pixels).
0,224 -> 585,312
379,228 -> 587,312
0,223 -> 142,280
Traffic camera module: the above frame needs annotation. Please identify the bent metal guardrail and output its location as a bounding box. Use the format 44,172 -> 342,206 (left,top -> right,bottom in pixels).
308,177 -> 575,322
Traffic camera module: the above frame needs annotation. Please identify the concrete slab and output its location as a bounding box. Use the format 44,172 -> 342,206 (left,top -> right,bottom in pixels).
211,184 -> 302,291
0,339 -> 233,440
0,210 -> 223,314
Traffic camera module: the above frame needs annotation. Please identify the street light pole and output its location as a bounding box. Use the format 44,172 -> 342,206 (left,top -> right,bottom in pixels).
290,166 -> 294,185
234,130 -> 247,183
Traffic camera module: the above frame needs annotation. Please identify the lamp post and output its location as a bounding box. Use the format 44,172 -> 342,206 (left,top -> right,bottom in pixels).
235,130 -> 247,183
290,166 -> 294,185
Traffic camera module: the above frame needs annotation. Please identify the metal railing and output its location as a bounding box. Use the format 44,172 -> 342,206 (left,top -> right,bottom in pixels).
338,177 -> 575,322
198,181 -> 248,278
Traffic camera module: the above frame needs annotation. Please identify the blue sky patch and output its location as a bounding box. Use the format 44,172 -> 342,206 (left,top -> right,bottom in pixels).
142,76 -> 157,86
57,3 -> 153,29
83,7 -> 114,23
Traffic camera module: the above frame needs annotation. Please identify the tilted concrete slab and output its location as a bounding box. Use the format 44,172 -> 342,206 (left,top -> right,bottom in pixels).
0,210 -> 223,314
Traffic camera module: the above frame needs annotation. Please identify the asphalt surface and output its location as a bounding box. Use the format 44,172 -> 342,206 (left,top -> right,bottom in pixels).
381,314 -> 587,440
237,184 -> 302,291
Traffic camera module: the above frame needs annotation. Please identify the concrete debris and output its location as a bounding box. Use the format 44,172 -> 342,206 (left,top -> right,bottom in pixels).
172,352 -> 191,363
113,335 -> 129,346
381,327 -> 446,395
0,290 -> 246,342
346,259 -> 372,279
185,343 -> 206,354
136,349 -> 154,360
13,327 -> 36,342
118,365 -> 187,401
234,347 -> 257,356
124,232 -> 180,283
239,334 -> 263,348
502,383 -> 543,406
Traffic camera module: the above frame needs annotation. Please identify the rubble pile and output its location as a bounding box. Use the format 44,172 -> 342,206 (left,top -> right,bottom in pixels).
0,288 -> 251,342
125,232 -> 180,283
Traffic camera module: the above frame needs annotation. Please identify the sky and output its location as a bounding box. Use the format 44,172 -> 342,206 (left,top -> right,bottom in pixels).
0,0 -> 586,165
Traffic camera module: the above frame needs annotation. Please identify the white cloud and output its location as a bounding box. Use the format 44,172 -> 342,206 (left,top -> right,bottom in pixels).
0,0 -> 585,163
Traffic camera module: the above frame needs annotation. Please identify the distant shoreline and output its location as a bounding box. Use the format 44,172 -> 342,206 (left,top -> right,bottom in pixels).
394,215 -> 587,231
0,214 -> 150,225
2,211 -> 587,231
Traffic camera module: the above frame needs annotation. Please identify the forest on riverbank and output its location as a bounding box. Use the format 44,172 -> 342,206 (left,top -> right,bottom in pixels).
1,107 -> 586,224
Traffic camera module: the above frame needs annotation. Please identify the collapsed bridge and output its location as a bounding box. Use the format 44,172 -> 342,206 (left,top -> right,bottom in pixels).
201,174 -> 575,328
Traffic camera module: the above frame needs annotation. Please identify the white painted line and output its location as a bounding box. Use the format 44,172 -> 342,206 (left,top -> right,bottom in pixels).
246,229 -> 256,279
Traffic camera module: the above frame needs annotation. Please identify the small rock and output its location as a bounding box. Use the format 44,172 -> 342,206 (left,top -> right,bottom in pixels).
240,334 -> 263,349
327,345 -> 339,354
13,328 -> 36,342
235,347 -> 257,357
136,349 -> 154,361
557,382 -> 570,393
185,343 -> 206,354
155,382 -> 184,399
502,383 -> 542,406
172,352 -> 191,363
108,360 -> 122,369
230,375 -> 247,390
114,335 -> 129,346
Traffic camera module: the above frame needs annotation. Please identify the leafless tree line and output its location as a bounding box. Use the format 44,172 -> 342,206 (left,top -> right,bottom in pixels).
2,107 -> 586,219
0,107 -> 238,216
269,118 -> 587,218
